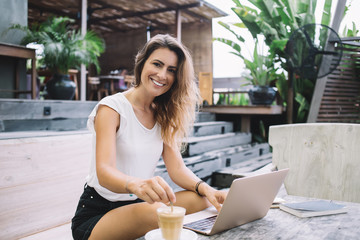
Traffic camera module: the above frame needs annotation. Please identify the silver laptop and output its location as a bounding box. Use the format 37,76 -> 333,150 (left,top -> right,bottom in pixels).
183,168 -> 289,235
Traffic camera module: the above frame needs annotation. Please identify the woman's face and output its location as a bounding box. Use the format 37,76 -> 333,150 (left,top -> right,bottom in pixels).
140,47 -> 178,97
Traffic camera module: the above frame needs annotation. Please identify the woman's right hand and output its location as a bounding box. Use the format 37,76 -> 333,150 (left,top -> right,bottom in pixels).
127,176 -> 176,204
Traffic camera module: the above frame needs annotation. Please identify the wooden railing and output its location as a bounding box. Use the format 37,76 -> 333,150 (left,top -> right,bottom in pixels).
212,90 -> 250,106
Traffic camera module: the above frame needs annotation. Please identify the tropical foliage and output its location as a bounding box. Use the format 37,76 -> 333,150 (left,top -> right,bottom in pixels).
341,1 -> 358,37
342,22 -> 359,37
214,0 -> 339,122
242,41 -> 277,86
8,16 -> 105,74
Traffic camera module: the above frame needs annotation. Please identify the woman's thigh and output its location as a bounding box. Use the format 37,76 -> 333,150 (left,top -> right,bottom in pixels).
72,185 -> 146,240
89,201 -> 164,240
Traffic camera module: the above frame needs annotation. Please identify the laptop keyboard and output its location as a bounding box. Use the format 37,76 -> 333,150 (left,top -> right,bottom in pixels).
183,215 -> 217,231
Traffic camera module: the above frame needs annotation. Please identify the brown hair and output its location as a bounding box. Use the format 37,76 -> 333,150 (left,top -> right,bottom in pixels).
133,34 -> 200,151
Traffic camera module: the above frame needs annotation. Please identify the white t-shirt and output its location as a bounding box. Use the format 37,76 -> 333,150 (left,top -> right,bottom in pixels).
86,93 -> 163,201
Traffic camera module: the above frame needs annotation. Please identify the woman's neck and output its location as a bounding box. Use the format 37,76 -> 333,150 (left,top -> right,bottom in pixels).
124,87 -> 154,112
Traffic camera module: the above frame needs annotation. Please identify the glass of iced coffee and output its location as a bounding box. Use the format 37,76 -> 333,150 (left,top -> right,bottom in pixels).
157,206 -> 186,240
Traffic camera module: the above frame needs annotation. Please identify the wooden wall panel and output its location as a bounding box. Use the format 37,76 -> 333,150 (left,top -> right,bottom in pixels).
0,133 -> 92,239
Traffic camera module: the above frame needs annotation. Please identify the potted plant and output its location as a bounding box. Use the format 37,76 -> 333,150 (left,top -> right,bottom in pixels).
214,32 -> 278,105
242,41 -> 278,105
8,16 -> 105,100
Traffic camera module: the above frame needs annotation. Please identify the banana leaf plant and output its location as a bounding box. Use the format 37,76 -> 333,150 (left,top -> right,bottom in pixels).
214,0 -> 336,122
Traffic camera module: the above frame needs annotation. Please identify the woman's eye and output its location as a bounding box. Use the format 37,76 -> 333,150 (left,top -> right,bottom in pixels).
153,62 -> 160,67
168,68 -> 176,74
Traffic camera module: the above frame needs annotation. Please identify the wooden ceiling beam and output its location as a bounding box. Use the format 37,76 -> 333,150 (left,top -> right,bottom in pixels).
89,0 -> 169,30
88,2 -> 201,23
28,2 -> 78,20
154,0 -> 210,23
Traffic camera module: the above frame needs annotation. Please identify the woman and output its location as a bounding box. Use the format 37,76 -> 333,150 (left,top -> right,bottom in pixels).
72,34 -> 227,240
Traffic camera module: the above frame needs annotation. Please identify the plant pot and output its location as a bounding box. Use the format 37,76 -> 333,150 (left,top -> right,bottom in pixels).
248,86 -> 277,105
46,73 -> 76,100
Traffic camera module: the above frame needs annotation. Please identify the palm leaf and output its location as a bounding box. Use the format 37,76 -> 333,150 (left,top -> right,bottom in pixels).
217,21 -> 246,43
213,37 -> 243,57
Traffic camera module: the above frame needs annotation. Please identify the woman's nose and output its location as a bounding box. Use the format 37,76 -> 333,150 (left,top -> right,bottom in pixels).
157,68 -> 167,80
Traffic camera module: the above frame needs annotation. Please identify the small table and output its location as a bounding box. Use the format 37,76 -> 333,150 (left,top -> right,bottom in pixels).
98,75 -> 124,95
201,105 -> 284,132
0,42 -> 36,99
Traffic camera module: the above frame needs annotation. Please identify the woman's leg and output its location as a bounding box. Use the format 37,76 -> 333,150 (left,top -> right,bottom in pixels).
89,201 -> 164,240
88,190 -> 210,240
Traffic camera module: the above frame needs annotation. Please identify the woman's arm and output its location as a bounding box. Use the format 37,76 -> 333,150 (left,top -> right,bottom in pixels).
94,105 -> 175,204
162,143 -> 227,211
94,104 -> 128,193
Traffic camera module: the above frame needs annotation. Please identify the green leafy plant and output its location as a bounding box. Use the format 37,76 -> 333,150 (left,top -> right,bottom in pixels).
252,120 -> 267,143
7,16 -> 105,74
342,21 -> 359,37
214,0 -> 340,122
242,41 -> 277,86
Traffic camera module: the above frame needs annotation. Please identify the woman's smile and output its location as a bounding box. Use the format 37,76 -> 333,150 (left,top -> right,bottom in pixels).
150,77 -> 166,87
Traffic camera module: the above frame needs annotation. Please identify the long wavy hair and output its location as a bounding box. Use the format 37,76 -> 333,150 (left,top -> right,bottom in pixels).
133,34 -> 201,151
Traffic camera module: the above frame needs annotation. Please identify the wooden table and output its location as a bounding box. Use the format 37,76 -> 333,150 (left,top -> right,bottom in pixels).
0,42 -> 36,99
138,186 -> 360,240
98,75 -> 124,95
201,105 -> 284,132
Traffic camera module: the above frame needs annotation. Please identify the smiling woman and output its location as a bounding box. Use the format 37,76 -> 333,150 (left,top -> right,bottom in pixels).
71,34 -> 228,240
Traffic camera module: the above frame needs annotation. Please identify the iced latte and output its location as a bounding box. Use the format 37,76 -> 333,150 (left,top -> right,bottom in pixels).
157,206 -> 186,240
